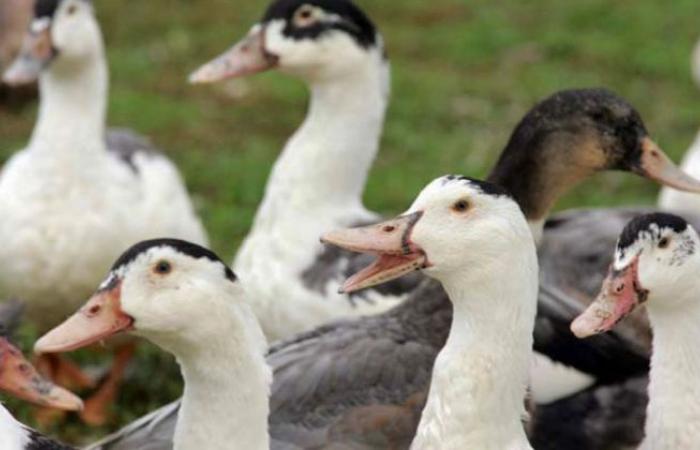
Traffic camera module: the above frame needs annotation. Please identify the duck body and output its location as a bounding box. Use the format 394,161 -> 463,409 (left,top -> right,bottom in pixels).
0,0 -> 207,330
190,0 -> 427,342
0,409 -> 74,450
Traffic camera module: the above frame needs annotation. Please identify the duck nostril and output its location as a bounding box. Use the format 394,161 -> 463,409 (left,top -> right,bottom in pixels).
383,225 -> 396,233
615,283 -> 625,294
87,305 -> 101,316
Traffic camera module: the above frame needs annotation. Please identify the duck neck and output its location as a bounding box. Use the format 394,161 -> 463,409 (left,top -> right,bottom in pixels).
487,133 -> 595,243
644,298 -> 700,449
30,51 -> 108,156
254,53 -> 389,224
413,243 -> 538,449
164,306 -> 271,450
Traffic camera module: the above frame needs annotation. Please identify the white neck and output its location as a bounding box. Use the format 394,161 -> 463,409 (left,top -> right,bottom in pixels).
643,297 -> 700,449
0,404 -> 29,450
157,305 -> 271,450
30,50 -> 108,156
253,52 -> 389,226
412,244 -> 538,450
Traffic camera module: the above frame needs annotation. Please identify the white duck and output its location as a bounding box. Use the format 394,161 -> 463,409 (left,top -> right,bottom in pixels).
0,0 -> 207,422
35,239 -> 271,450
658,40 -> 700,211
322,175 -> 538,450
572,212 -> 700,449
190,0 -> 400,341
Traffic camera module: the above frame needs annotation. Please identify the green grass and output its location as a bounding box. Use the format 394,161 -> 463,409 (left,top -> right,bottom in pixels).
1,0 -> 700,444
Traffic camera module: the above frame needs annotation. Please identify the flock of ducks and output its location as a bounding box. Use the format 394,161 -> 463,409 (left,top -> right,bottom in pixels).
1,0 -> 700,449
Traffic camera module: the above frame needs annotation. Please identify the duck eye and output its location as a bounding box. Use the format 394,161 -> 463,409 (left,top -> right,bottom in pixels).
294,4 -> 319,27
451,199 -> 470,213
658,237 -> 670,249
66,4 -> 78,15
154,260 -> 172,275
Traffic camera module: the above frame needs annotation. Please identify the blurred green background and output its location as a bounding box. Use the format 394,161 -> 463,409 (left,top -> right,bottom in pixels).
1,0 -> 699,444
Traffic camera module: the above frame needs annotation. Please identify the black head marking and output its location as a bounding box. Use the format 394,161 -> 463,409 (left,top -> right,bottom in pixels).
111,239 -> 237,282
34,0 -> 62,19
262,0 -> 378,49
617,213 -> 689,252
442,175 -> 513,198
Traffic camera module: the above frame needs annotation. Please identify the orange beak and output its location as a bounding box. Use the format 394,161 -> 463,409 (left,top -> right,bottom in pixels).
35,280 -> 134,354
189,26 -> 279,84
2,19 -> 57,86
0,338 -> 83,411
571,257 -> 648,338
321,212 -> 428,294
633,138 -> 700,193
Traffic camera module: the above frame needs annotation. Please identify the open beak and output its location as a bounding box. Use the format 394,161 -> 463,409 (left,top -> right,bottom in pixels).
633,137 -> 700,193
0,338 -> 83,411
35,280 -> 134,354
571,257 -> 648,338
320,212 -> 428,294
189,26 -> 279,84
2,19 -> 57,86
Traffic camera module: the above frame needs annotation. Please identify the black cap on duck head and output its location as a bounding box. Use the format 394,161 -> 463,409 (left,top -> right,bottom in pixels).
189,0 -> 381,84
261,0 -> 378,49
488,88 -> 700,221
35,0 -> 62,19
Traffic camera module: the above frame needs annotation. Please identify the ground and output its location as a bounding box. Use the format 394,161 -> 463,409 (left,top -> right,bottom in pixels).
0,0 -> 698,444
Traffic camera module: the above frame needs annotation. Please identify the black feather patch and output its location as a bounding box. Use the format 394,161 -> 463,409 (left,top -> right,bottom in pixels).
111,239 -> 237,282
442,175 -> 513,198
262,0 -> 377,49
34,0 -> 61,19
617,213 -> 688,251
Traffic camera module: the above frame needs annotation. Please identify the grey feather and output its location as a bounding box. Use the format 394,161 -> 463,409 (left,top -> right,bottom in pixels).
0,299 -> 24,339
104,128 -> 159,174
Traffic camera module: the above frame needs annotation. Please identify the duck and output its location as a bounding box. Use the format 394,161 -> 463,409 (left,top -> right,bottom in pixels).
571,212 -> 700,449
85,88 -> 690,450
35,239 -> 272,450
321,175 -> 540,449
189,0 -> 421,342
0,0 -> 208,424
657,39 -> 700,213
0,300 -> 83,450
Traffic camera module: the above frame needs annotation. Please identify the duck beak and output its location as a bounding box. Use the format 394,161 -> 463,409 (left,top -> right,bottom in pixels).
634,137 -> 700,193
0,338 -> 83,411
320,212 -> 428,294
571,257 -> 648,338
35,280 -> 133,354
2,19 -> 57,86
189,25 -> 279,84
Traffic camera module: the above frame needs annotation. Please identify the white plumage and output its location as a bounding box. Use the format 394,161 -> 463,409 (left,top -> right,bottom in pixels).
0,0 -> 206,330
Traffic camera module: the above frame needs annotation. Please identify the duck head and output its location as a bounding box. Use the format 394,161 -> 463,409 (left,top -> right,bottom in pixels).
35,239 -> 245,356
489,89 -> 700,223
0,338 -> 83,410
322,175 -> 533,292
2,0 -> 102,86
571,213 -> 700,338
189,0 -> 383,84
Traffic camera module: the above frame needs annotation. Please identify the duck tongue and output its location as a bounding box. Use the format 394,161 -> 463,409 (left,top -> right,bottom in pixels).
341,253 -> 427,294
321,211 -> 427,294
